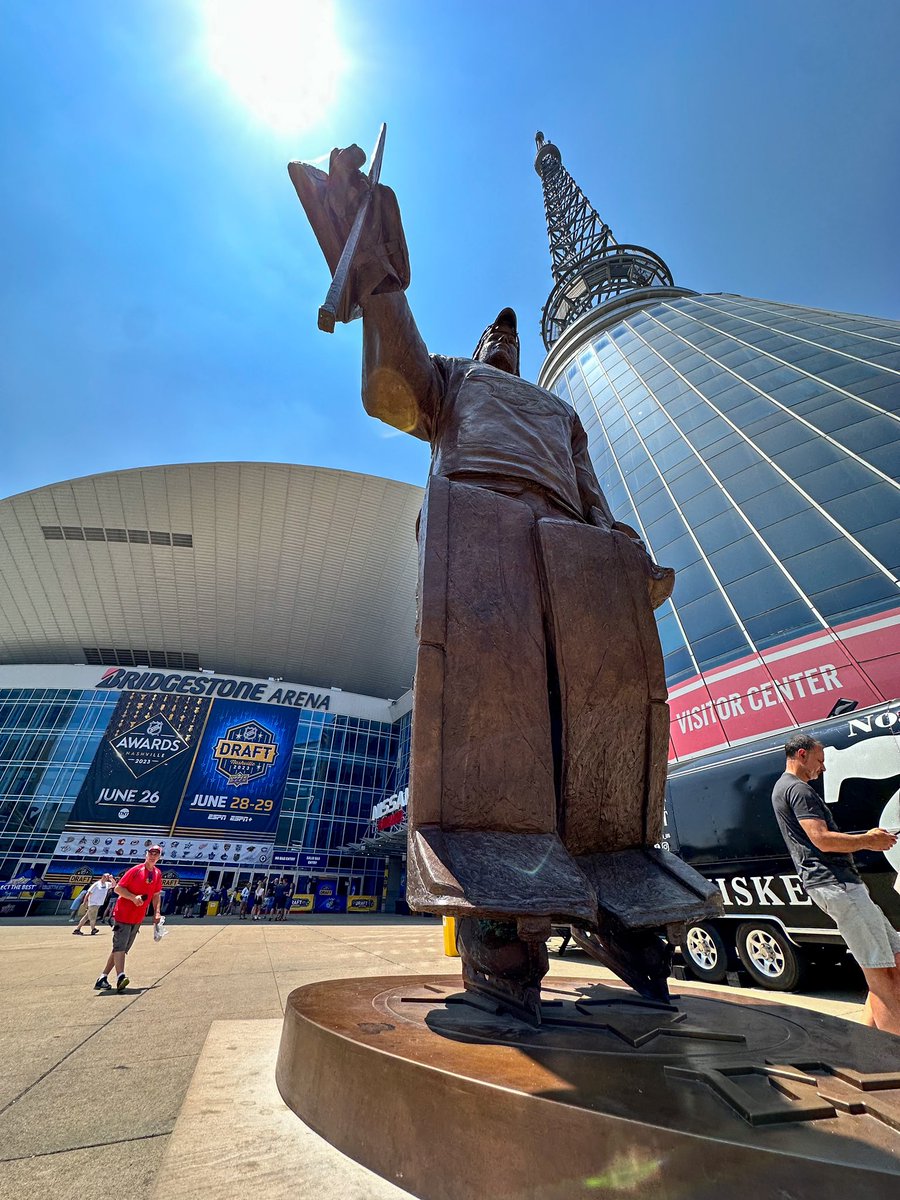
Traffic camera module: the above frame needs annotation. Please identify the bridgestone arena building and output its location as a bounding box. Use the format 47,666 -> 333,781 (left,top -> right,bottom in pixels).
0,463 -> 421,913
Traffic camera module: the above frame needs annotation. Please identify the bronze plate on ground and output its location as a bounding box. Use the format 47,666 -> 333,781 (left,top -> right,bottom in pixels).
276,975 -> 900,1199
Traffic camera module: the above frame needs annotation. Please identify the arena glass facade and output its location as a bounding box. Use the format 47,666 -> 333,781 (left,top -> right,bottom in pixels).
0,668 -> 408,904
539,291 -> 900,761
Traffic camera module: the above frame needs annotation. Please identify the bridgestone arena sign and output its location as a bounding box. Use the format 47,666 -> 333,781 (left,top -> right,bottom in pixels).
97,667 -> 331,710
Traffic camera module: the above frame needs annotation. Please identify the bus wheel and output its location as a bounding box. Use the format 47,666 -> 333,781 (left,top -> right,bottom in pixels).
736,923 -> 804,990
683,922 -> 729,983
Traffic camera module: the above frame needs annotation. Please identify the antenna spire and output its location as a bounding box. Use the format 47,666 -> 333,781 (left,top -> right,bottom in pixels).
534,134 -> 674,349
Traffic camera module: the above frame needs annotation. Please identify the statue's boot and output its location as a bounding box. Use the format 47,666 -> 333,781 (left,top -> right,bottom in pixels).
573,846 -> 722,1002
570,923 -> 675,1004
456,916 -> 550,1026
407,826 -> 596,927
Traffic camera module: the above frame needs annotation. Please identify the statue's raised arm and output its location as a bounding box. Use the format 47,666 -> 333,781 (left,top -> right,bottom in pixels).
288,137 -> 438,439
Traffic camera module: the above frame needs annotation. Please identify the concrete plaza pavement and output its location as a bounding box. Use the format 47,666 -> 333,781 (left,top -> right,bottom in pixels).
0,915 -> 872,1198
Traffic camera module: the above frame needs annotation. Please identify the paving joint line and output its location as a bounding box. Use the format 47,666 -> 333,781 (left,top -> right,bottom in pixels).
260,923 -> 284,1014
0,1129 -> 171,1163
0,925 -> 228,1118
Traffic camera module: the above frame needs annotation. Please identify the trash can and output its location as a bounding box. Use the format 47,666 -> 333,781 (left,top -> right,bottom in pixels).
207,900 -> 219,916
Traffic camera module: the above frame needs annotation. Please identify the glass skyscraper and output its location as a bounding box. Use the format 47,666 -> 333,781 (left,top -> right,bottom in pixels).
534,135 -> 900,761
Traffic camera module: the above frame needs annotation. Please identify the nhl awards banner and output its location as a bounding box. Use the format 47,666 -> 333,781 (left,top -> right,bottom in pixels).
62,690 -> 209,837
55,692 -> 299,866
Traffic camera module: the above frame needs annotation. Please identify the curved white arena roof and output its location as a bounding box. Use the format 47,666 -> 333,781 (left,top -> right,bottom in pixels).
0,463 -> 423,700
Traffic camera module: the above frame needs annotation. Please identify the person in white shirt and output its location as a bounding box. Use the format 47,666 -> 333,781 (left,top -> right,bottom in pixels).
239,885 -> 251,920
73,873 -> 114,935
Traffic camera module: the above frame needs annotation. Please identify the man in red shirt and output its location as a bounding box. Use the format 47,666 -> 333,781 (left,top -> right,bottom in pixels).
94,845 -> 164,992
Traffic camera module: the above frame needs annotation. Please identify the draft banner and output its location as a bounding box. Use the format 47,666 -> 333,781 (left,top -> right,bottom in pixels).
64,691 -> 212,836
172,698 -> 300,840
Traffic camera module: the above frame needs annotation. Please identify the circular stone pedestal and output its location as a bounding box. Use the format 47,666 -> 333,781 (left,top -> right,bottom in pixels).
276,975 -> 900,1199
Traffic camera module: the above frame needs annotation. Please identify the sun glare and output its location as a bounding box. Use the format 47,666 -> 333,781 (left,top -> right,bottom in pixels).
200,0 -> 345,134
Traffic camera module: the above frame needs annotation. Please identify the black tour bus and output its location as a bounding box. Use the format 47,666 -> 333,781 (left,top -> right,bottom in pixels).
665,697 -> 900,990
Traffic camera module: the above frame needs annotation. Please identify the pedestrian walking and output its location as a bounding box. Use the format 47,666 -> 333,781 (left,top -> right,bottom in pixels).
73,873 -> 114,935
93,846 -> 163,993
97,884 -> 116,925
772,733 -> 900,1034
273,877 -> 289,922
252,881 -> 265,921
69,886 -> 88,923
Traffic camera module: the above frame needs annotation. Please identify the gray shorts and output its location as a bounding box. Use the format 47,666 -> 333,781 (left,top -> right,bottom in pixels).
808,881 -> 900,970
111,921 -> 141,955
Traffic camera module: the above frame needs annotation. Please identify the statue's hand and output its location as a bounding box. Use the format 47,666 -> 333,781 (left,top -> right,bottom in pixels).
289,143 -> 410,309
323,144 -> 370,250
595,513 -> 675,610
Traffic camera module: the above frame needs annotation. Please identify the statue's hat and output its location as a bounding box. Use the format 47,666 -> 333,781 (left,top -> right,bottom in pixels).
473,307 -> 520,374
492,307 -> 517,331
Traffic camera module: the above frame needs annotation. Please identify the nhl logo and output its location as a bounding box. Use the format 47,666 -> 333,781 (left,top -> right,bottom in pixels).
111,713 -> 190,778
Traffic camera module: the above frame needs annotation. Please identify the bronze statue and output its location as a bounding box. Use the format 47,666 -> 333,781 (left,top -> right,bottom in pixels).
289,131 -> 719,1022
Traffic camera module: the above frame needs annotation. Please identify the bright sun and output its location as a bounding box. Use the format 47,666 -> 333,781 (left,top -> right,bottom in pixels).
199,0 -> 346,134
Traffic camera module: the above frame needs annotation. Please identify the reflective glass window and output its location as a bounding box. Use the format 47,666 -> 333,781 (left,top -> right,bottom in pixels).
652,439 -> 696,474
769,377 -> 824,406
836,416 -> 900,454
663,646 -> 695,684
710,535 -> 773,585
744,603 -> 820,647
688,625 -> 751,671
802,398 -> 867,434
801,459 -> 879,504
674,590 -> 737,641
773,438 -> 844,477
725,567 -> 799,615
646,509 -> 690,549
860,441 -> 900,475
748,422 -> 801,457
679,487 -> 733,527
760,512 -> 834,558
668,470 -> 719,505
704,441 -> 762,481
695,371 -> 746,400
637,488 -> 676,524
656,609 -> 689,656
852,377 -> 900,410
855,519 -> 900,572
809,575 -> 898,623
783,538 -> 879,592
689,420 -> 736,453
670,562 -> 719,606
726,396 -> 777,427
652,533 -> 697,568
668,401 -> 717,434
826,483 -> 900,531
693,508 -> 748,553
739,481 -> 812,525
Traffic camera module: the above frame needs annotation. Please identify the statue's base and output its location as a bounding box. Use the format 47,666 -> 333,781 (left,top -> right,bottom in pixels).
276,975 -> 900,1199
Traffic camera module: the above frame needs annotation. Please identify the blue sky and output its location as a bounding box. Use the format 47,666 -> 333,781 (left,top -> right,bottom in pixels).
2,0 -> 898,498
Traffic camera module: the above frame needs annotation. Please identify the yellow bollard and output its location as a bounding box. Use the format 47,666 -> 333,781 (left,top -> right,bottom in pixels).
442,915 -> 459,957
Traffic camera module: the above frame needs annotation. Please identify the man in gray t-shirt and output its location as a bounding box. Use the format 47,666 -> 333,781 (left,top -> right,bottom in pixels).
772,733 -> 900,1035
772,772 -> 861,890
